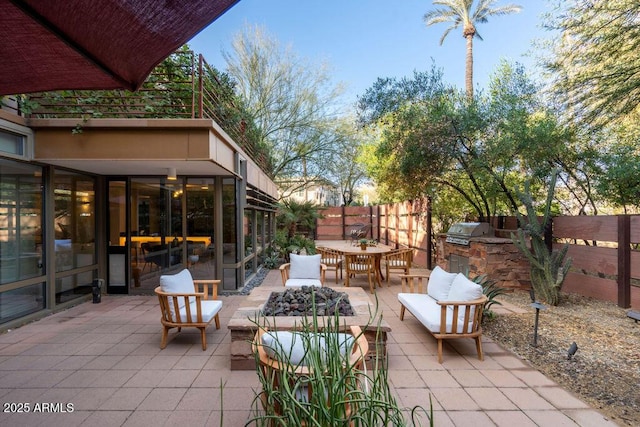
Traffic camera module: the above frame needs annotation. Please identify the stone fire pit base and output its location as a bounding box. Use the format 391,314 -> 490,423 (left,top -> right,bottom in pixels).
228,286 -> 390,370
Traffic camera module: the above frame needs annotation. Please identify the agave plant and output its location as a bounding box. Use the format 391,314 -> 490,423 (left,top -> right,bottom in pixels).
472,274 -> 508,315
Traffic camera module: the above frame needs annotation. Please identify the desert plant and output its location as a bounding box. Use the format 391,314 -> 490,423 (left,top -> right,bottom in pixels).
472,274 -> 507,316
248,291 -> 433,426
511,171 -> 572,306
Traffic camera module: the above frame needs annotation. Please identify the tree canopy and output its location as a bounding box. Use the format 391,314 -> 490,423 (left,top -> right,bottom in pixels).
424,0 -> 521,98
357,60 -> 582,220
545,1 -> 640,129
223,24 -> 347,198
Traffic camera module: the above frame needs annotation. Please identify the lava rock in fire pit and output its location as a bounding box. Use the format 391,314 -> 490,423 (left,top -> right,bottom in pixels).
262,286 -> 355,317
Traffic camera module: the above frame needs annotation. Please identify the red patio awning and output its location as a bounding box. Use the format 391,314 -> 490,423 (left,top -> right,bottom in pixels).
0,0 -> 240,96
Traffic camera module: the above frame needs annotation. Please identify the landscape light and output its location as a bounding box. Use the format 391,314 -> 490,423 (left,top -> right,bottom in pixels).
567,342 -> 578,360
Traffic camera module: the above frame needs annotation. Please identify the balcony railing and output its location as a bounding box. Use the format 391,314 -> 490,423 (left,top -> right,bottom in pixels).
2,50 -> 272,175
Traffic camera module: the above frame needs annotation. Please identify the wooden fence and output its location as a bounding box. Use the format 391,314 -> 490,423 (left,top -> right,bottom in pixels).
316,204 -> 640,309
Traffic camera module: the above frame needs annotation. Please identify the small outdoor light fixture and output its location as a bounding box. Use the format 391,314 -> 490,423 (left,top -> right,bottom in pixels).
567,342 -> 578,360
531,301 -> 547,347
167,167 -> 177,180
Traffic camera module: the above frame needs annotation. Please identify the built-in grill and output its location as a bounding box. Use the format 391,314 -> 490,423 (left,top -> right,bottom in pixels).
445,222 -> 494,246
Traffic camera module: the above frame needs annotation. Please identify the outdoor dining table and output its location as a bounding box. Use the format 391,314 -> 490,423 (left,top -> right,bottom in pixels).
315,240 -> 396,287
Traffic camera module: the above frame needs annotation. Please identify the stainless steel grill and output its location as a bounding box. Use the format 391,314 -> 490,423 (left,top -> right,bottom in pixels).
445,222 -> 494,245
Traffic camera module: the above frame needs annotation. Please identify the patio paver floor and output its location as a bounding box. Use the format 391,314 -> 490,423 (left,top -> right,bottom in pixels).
0,268 -> 619,426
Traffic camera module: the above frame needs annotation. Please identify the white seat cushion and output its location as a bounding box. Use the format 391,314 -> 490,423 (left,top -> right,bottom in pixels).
347,263 -> 371,272
284,278 -> 323,287
321,256 -> 342,265
387,260 -> 407,267
427,266 -> 458,301
178,299 -> 222,323
398,293 -> 473,334
261,331 -> 355,366
289,253 -> 321,280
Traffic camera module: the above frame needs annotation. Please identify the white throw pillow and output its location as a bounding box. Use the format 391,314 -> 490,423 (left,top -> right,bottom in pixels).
447,273 -> 483,302
427,266 -> 458,301
446,273 -> 484,322
289,254 -> 321,280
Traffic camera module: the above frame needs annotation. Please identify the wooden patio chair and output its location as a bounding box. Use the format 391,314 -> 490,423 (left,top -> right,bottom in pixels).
348,223 -> 371,244
154,269 -> 222,350
317,246 -> 343,284
344,253 -> 378,294
253,325 -> 369,423
382,248 -> 413,283
280,253 -> 327,287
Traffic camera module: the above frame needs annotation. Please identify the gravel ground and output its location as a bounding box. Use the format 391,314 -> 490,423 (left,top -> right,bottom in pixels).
483,291 -> 640,426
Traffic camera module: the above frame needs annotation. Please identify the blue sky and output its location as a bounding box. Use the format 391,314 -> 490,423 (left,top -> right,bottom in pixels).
190,1 -> 552,106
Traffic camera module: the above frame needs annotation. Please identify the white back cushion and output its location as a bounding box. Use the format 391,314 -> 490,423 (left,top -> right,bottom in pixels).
427,266 -> 458,301
160,269 -> 194,294
447,273 -> 483,302
289,254 -> 321,280
446,273 -> 484,321
160,269 -> 195,317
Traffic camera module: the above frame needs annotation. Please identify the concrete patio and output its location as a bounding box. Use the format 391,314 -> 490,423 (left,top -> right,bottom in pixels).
0,269 -> 617,427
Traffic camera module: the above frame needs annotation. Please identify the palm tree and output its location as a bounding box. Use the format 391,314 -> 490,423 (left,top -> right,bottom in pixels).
424,0 -> 521,99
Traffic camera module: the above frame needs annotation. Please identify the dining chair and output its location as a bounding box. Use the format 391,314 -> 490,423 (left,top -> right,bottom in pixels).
344,253 -> 377,294
317,247 -> 343,284
383,248 -> 413,283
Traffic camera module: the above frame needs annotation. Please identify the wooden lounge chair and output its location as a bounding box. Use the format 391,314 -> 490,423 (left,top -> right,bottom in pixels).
398,269 -> 486,363
253,325 -> 369,422
280,253 -> 327,287
154,269 -> 222,350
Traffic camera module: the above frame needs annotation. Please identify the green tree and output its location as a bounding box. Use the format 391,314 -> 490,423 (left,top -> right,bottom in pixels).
544,1 -> 640,129
223,24 -> 345,189
358,61 -> 580,220
325,117 -> 369,206
424,0 -> 521,99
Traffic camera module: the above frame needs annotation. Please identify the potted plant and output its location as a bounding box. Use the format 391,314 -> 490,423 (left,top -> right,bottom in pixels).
359,238 -> 368,250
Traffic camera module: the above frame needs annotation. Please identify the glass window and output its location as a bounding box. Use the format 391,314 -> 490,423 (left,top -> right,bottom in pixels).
0,159 -> 43,285
54,170 -> 96,302
186,178 -> 214,279
244,209 -> 254,257
130,178 -> 183,281
0,129 -> 25,156
222,178 -> 237,263
0,283 -> 45,324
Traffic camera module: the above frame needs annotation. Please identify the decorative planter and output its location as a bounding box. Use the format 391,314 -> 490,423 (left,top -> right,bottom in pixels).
360,244 -> 367,251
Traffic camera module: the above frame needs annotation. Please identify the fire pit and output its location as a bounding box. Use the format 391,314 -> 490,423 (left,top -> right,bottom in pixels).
262,286 -> 354,317
228,286 -> 390,370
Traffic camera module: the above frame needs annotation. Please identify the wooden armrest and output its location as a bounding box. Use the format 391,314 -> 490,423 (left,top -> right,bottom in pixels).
193,279 -> 220,299
400,274 -> 429,293
436,296 -> 487,306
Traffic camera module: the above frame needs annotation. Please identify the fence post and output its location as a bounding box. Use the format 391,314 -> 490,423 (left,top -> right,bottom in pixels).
427,196 -> 432,270
617,215 -> 631,308
341,205 -> 346,240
